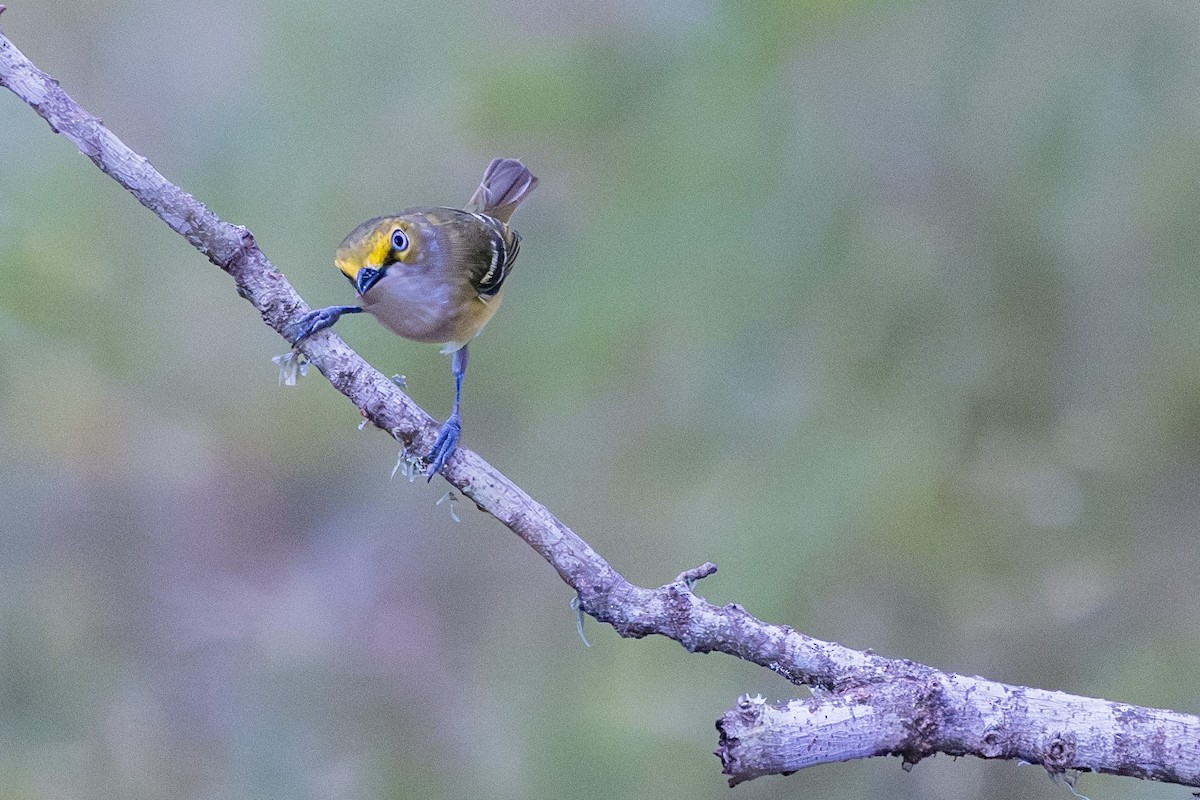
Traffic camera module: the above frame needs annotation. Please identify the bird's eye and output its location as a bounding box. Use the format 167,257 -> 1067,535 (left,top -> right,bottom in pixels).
391,228 -> 409,251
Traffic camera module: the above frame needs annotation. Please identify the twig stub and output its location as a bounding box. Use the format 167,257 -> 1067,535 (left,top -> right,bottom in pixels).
674,562 -> 718,587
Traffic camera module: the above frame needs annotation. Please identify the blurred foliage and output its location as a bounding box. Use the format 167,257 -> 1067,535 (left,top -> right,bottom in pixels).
2,0 -> 1200,798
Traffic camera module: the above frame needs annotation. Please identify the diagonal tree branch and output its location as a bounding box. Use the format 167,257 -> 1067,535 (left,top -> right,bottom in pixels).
3,13 -> 1199,790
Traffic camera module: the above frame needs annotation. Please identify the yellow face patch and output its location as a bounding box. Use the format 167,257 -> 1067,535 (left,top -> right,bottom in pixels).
334,217 -> 417,281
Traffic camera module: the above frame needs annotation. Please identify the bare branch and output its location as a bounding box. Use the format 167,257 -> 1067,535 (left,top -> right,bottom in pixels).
3,20 -> 1199,791
718,677 -> 1200,787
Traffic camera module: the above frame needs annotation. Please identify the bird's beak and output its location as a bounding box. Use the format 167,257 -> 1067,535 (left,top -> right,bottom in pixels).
355,267 -> 384,296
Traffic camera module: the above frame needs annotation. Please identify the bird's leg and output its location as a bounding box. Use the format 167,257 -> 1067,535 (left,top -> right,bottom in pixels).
284,305 -> 363,345
425,344 -> 468,480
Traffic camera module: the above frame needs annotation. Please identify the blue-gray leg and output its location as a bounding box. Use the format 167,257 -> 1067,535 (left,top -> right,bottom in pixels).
425,345 -> 468,480
284,305 -> 363,344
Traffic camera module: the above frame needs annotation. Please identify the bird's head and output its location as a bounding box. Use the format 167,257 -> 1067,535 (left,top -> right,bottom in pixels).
335,215 -> 423,296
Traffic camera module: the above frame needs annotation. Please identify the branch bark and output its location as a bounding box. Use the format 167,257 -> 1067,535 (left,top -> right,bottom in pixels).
718,676 -> 1200,788
3,16 -> 1198,790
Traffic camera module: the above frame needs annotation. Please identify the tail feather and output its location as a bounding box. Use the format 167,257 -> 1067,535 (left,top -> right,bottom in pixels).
466,158 -> 538,223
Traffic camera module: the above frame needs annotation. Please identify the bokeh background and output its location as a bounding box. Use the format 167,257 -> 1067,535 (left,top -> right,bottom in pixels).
2,0 -> 1199,798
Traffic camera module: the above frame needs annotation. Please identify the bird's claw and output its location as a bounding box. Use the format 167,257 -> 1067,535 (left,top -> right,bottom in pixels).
284,310 -> 328,344
424,415 -> 462,480
284,306 -> 357,344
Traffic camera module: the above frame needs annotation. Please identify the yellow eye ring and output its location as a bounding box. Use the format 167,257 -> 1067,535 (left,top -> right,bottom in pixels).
391,228 -> 409,251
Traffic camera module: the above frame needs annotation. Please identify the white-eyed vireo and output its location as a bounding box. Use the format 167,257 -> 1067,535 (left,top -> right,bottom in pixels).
286,158 -> 538,478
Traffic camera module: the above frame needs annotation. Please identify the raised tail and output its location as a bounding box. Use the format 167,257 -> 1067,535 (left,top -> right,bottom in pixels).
465,158 -> 538,223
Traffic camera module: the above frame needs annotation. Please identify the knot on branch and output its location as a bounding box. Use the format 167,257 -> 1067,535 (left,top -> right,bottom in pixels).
980,726 -> 1008,758
733,692 -> 768,722
895,677 -> 948,769
1043,731 -> 1078,773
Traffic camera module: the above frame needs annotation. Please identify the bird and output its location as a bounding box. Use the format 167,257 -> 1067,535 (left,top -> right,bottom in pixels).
285,158 -> 538,479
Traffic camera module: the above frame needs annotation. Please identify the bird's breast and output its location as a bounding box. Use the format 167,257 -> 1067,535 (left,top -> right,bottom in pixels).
362,269 -> 501,350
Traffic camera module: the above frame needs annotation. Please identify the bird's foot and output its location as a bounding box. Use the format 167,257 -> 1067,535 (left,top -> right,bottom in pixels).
284,305 -> 360,344
424,415 -> 462,480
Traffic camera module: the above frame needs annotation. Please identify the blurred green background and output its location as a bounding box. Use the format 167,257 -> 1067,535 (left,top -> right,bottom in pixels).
2,0 -> 1200,797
